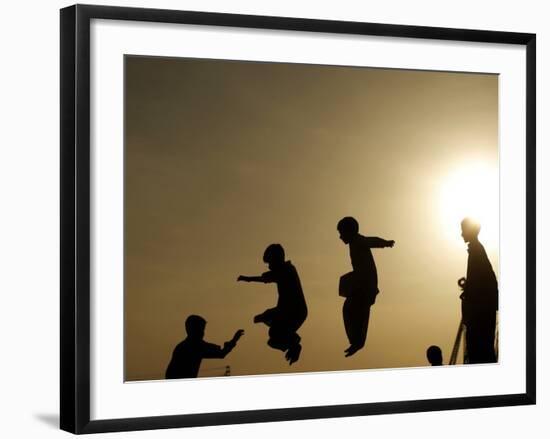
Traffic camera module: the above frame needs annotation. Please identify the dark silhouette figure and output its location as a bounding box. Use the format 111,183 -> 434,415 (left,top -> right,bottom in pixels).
165,315 -> 244,379
460,218 -> 498,364
238,244 -> 308,365
337,217 -> 395,357
426,345 -> 443,366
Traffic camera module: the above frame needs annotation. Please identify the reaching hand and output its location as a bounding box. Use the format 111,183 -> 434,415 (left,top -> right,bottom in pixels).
237,275 -> 247,282
387,240 -> 395,248
232,329 -> 245,342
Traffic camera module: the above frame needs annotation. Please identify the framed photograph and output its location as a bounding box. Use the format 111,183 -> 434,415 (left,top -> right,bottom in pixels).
60,4 -> 536,434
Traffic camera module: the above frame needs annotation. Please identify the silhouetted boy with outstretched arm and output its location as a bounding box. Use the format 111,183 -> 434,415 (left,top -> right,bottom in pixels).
238,244 -> 308,365
165,315 -> 244,379
337,216 -> 395,357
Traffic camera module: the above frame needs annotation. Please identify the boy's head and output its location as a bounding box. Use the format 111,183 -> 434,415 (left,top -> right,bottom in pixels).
337,216 -> 359,244
461,217 -> 481,243
185,315 -> 206,340
426,345 -> 443,366
263,244 -> 285,270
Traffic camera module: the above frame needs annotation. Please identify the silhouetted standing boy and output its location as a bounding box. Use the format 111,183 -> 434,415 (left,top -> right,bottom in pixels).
238,244 -> 308,365
460,218 -> 498,364
337,216 -> 395,357
165,315 -> 244,379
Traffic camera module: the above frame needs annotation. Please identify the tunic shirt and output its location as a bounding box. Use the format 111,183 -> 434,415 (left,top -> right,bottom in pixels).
463,240 -> 498,325
261,260 -> 308,320
348,235 -> 388,296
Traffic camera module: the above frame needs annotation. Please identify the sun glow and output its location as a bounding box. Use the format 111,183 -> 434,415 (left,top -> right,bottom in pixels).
439,162 -> 499,249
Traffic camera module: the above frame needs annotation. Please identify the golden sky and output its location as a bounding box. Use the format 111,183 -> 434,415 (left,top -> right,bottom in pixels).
124,56 -> 498,381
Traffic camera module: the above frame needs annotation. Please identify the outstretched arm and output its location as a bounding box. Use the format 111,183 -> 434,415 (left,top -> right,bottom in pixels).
220,329 -> 245,357
237,275 -> 264,283
238,272 -> 276,283
203,330 -> 245,359
364,237 -> 395,248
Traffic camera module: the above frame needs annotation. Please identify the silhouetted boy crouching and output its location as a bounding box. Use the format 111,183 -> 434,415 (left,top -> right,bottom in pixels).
165,315 -> 244,379
238,244 -> 308,365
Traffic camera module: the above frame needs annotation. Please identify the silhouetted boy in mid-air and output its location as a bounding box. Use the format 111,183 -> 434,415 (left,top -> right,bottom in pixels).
460,217 -> 498,364
238,244 -> 308,365
426,345 -> 443,366
337,216 -> 395,357
165,315 -> 244,379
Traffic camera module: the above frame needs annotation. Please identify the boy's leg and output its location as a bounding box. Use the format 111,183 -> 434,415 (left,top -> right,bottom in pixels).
345,295 -> 370,357
344,295 -> 364,345
254,307 -> 277,326
267,326 -> 290,351
356,304 -> 371,348
267,314 -> 301,352
285,337 -> 302,365
466,313 -> 497,364
465,324 -> 481,363
262,309 -> 288,351
269,325 -> 303,364
285,322 -> 303,365
343,297 -> 354,345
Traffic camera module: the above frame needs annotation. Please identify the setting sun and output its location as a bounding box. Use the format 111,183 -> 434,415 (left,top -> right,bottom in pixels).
438,162 -> 499,249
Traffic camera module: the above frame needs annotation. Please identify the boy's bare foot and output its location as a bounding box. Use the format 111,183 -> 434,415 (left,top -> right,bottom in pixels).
286,343 -> 302,365
344,344 -> 363,357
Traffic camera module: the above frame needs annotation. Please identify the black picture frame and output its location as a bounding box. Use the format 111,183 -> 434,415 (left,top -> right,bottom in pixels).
60,4 -> 536,434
